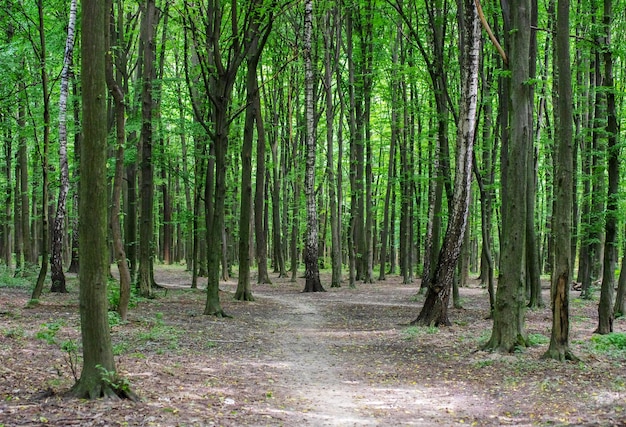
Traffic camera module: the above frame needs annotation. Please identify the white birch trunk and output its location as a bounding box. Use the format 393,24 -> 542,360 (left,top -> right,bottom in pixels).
50,0 -> 77,293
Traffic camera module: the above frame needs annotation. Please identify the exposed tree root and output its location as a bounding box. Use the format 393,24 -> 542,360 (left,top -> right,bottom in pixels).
69,380 -> 139,402
541,348 -> 579,362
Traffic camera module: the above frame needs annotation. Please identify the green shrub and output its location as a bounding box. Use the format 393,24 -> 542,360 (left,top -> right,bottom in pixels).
591,332 -> 626,352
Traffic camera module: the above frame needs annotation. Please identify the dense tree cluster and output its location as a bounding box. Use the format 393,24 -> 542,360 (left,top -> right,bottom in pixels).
1,0 -> 625,395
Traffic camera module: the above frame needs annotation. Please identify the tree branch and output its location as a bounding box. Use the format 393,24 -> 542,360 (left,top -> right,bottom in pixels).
474,0 -> 508,65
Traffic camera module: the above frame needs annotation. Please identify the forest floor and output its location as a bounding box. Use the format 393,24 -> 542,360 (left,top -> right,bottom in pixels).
1,265 -> 626,426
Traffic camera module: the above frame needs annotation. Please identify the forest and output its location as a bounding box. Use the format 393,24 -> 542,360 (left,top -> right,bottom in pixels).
1,0 -> 626,424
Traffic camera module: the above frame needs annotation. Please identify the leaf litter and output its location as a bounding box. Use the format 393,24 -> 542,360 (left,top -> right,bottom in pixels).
0,266 -> 625,426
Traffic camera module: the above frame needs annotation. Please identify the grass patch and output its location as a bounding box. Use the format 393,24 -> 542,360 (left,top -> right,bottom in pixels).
591,332 -> 626,356
401,325 -> 438,340
527,333 -> 549,346
137,312 -> 181,352
0,265 -> 33,289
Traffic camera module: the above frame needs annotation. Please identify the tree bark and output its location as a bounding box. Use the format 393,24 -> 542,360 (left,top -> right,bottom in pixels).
543,0 -> 576,361
31,0 -> 51,302
596,0 -> 617,335
413,0 -> 479,327
105,0 -> 132,322
483,0 -> 531,352
71,0 -> 135,400
302,0 -> 324,293
137,0 -> 157,298
50,0 -> 77,294
323,6 -> 342,288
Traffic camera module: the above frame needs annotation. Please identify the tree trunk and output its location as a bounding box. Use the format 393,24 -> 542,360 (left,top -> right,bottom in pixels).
596,0 -> 617,335
323,7 -> 342,288
67,77 -> 80,274
71,0 -> 135,400
483,0 -> 531,352
31,0 -> 51,302
253,31 -> 271,285
105,0 -> 132,322
543,0 -> 576,361
302,0 -> 324,293
137,0 -> 157,298
50,0 -> 77,294
613,234 -> 626,316
413,0 -> 479,327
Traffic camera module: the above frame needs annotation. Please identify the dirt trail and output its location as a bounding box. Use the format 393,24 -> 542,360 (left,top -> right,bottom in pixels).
259,291 -> 378,426
251,287 -> 486,426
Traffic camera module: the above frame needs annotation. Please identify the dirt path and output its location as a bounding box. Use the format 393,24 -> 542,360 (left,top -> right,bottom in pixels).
258,290 -> 378,426
248,285 -> 490,426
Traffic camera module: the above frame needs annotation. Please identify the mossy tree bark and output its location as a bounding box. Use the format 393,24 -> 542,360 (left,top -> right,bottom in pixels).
543,0 -> 577,361
71,0 -> 135,400
596,0 -> 618,335
483,0 -> 531,353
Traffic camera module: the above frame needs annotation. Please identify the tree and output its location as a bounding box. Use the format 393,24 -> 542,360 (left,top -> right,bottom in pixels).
302,0 -> 324,293
50,0 -> 77,294
483,0 -> 531,352
30,0 -> 51,302
412,0 -> 480,326
71,0 -> 135,399
543,0 -> 576,361
596,0 -> 618,335
106,0 -> 132,321
137,0 -> 158,298
323,4 -> 342,288
235,3 -> 273,301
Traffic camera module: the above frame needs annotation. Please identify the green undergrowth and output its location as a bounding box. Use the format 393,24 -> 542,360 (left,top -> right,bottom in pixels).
0,265 -> 34,289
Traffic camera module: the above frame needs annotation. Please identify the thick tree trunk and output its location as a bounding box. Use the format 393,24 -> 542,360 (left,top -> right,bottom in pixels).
50,0 -> 77,294
72,0 -> 135,400
483,0 -> 531,352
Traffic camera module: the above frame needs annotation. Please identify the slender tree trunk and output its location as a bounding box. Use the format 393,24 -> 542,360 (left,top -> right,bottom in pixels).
31,0 -> 51,302
596,0 -> 617,334
106,0 -> 132,321
613,234 -> 626,316
253,40 -> 271,285
543,0 -> 576,361
18,90 -> 32,269
137,0 -> 157,298
379,26 -> 401,282
323,7 -> 342,288
67,77 -> 80,274
302,0 -> 324,293
50,0 -> 77,294
413,0 -> 479,327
